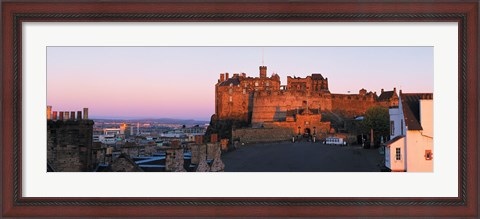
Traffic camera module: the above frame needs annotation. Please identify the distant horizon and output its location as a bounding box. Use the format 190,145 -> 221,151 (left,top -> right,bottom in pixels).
89,115 -> 210,122
47,46 -> 433,120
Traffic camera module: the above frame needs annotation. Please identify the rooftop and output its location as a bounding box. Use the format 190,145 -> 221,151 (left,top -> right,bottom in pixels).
401,93 -> 433,130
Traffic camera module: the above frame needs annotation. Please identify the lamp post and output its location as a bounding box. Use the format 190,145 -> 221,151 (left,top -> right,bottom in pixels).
313,126 -> 316,143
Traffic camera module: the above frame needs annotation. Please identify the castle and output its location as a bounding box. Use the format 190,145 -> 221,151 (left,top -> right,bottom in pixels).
215,66 -> 398,137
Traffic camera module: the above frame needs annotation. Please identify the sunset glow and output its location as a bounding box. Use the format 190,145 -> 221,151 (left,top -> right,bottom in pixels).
47,47 -> 433,120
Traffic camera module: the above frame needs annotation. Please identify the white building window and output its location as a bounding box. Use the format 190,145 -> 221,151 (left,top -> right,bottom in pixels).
400,119 -> 404,135
266,82 -> 269,86
395,148 -> 401,160
243,89 -> 246,94
390,121 -> 395,136
229,96 -> 232,102
255,82 -> 259,86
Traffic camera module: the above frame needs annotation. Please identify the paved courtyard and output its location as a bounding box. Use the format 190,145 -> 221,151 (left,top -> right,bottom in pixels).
222,141 -> 384,172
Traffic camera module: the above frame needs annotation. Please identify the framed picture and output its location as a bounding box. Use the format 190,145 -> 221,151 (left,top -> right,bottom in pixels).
2,0 -> 478,217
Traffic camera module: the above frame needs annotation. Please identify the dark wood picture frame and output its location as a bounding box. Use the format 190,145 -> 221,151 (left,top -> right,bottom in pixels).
1,0 -> 478,217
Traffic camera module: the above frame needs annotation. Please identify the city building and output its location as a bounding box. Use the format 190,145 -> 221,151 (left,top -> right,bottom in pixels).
384,92 -> 433,172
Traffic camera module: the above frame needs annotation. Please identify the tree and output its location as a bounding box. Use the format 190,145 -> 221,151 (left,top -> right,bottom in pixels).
361,106 -> 390,146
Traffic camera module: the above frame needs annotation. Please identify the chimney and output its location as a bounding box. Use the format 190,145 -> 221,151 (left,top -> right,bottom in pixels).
71,111 -> 75,120
393,87 -> 396,93
259,66 -> 267,78
241,73 -> 246,78
220,73 -> 225,82
233,73 -> 239,78
381,88 -> 384,93
83,108 -> 89,120
171,140 -> 180,148
225,73 -> 229,80
52,111 -> 58,120
46,106 -> 52,120
64,111 -> 70,120
210,133 -> 218,143
77,111 -> 82,120
59,112 -> 64,121
195,135 -> 203,144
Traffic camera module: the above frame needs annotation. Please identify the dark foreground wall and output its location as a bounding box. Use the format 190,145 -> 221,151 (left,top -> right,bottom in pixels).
233,127 -> 293,143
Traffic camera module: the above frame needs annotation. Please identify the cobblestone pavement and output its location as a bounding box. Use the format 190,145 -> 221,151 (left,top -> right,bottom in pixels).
222,141 -> 384,172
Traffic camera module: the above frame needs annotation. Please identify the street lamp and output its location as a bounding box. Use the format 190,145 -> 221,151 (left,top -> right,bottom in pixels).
313,126 -> 316,143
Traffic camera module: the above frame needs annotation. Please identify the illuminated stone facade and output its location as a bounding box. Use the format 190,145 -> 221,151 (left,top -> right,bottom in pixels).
215,66 -> 398,135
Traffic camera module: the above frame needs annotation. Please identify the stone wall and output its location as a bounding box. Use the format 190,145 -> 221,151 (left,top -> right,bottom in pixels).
47,120 -> 95,171
330,93 -> 378,117
233,127 -> 293,143
251,90 -> 332,124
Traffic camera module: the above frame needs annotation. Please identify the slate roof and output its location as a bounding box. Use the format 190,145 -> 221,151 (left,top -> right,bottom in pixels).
112,154 -> 144,172
219,78 -> 240,86
401,93 -> 433,131
378,91 -> 395,101
383,135 -> 405,147
94,164 -> 112,172
311,74 -> 325,80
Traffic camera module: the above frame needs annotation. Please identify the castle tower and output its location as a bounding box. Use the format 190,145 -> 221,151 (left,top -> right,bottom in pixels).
259,66 -> 267,78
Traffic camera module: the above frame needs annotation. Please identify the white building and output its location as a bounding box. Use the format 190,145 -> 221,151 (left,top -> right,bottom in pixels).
384,92 -> 433,172
99,134 -> 117,145
103,128 -> 121,136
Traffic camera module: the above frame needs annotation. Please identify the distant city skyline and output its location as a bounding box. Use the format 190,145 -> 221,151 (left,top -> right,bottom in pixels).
47,47 -> 433,121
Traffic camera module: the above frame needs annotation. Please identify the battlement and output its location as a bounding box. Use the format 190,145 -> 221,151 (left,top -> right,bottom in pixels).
215,66 -> 399,126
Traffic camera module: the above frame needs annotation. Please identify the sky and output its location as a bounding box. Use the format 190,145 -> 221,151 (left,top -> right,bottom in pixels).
47,47 -> 433,121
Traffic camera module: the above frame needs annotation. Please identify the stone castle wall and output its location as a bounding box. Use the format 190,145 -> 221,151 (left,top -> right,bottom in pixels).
251,90 -> 332,124
216,85 -> 252,122
233,127 -> 294,143
215,67 -> 398,137
330,93 -> 378,117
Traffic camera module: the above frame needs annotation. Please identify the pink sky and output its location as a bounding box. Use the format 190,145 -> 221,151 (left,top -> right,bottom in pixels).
47,47 -> 433,120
